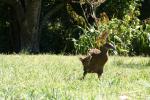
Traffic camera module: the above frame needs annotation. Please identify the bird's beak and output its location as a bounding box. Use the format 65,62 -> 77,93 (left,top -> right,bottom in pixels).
108,43 -> 118,55
108,43 -> 116,50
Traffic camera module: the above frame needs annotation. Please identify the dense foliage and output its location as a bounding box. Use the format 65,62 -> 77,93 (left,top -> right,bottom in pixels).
72,0 -> 150,55
0,0 -> 149,55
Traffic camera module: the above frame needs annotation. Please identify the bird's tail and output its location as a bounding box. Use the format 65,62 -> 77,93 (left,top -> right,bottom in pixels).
79,57 -> 84,67
79,57 -> 83,62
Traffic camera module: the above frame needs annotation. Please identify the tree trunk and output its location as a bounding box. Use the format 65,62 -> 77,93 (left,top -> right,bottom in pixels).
9,8 -> 21,53
20,0 -> 41,53
1,0 -> 41,53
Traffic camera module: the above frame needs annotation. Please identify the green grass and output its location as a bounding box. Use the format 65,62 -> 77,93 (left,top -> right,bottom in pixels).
0,55 -> 150,99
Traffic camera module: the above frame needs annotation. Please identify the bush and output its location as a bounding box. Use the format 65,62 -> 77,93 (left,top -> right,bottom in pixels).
73,17 -> 150,55
72,0 -> 150,56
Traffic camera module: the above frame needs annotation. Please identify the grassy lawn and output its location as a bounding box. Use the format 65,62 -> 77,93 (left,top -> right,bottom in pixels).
0,54 -> 150,99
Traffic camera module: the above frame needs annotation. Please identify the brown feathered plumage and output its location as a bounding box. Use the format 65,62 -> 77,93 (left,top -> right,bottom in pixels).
80,43 -> 115,79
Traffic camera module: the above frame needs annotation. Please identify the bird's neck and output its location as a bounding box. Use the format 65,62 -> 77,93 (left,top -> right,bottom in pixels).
100,48 -> 109,61
101,48 -> 108,55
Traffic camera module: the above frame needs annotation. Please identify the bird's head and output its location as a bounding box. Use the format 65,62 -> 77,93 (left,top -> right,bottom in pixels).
96,31 -> 117,54
100,42 -> 117,54
103,43 -> 116,50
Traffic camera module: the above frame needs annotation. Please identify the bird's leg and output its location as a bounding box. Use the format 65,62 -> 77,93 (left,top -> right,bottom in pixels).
81,71 -> 87,80
97,70 -> 103,79
98,74 -> 101,78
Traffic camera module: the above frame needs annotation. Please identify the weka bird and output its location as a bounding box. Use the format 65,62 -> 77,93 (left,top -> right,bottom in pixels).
80,42 -> 115,79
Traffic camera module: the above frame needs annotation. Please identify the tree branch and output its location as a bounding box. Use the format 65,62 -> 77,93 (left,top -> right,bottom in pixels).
80,3 -> 91,28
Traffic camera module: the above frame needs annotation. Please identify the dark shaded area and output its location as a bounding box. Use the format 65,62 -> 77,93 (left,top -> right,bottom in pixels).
139,0 -> 150,20
0,3 -> 12,53
39,3 -> 77,54
96,0 -> 129,19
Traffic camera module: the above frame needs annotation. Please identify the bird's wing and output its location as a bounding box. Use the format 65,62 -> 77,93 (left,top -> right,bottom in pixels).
85,49 -> 101,65
88,48 -> 101,55
81,54 -> 92,66
80,49 -> 101,66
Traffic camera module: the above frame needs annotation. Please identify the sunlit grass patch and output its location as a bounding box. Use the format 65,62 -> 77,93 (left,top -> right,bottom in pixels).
0,55 -> 150,99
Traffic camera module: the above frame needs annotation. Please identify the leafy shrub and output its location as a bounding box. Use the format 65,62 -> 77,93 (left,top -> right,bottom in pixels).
73,29 -> 98,54
73,0 -> 150,55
